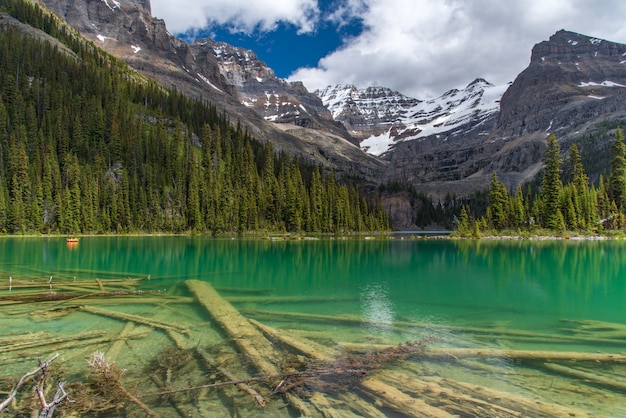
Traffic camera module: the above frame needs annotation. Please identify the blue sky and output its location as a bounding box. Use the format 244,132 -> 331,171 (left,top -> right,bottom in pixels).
151,0 -> 626,98
178,4 -> 365,80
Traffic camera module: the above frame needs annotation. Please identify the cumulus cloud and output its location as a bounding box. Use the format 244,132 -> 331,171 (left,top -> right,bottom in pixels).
150,0 -> 318,35
150,0 -> 626,99
289,0 -> 626,98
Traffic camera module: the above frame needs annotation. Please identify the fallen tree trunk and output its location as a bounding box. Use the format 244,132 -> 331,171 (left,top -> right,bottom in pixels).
185,280 -> 313,416
166,329 -> 268,408
249,318 -> 454,417
81,305 -> 190,335
541,362 -> 626,393
420,347 -> 626,363
423,375 -> 590,418
1,330 -> 106,353
340,343 -> 626,363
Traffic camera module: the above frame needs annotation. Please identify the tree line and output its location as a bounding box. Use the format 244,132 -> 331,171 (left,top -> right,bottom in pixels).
0,0 -> 389,234
457,130 -> 626,236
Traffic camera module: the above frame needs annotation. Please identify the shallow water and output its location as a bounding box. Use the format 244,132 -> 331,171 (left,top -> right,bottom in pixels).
1,237 -> 626,416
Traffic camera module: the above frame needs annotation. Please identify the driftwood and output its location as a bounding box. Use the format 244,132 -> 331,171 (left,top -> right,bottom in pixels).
81,305 -> 190,335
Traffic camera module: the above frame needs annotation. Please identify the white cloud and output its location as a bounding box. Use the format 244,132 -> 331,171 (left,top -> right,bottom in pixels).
151,0 -> 626,99
289,0 -> 626,98
150,0 -> 319,35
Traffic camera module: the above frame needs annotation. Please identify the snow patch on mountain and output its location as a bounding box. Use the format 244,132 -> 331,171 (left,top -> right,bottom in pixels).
317,79 -> 507,156
101,0 -> 120,11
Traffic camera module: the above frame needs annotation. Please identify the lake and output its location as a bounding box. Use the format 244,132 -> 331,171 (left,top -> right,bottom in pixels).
1,237 -> 625,417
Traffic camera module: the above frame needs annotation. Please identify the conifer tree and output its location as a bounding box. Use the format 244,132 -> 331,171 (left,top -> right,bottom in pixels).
488,172 -> 509,229
609,127 -> 626,211
540,134 -> 564,231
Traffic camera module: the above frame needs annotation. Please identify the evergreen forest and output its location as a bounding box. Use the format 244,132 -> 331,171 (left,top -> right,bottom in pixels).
458,131 -> 626,236
0,0 -> 389,235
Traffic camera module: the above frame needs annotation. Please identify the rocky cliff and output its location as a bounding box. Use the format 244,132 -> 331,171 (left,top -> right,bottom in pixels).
499,29 -> 626,138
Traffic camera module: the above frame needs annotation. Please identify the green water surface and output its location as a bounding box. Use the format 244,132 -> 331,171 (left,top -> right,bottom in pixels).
1,236 -> 626,416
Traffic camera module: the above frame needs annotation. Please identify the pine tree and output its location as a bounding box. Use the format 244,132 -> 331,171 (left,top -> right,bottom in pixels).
488,172 -> 509,229
609,127 -> 626,211
540,134 -> 565,231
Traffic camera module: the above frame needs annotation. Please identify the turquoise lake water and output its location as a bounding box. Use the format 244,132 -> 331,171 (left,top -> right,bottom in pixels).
1,237 -> 626,416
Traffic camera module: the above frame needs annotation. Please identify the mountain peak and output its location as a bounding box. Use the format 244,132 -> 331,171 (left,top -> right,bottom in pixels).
317,81 -> 505,156
530,29 -> 625,64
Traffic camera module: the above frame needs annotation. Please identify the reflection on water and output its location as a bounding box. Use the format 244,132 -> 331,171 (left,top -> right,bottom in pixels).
1,237 -> 626,416
360,282 -> 395,332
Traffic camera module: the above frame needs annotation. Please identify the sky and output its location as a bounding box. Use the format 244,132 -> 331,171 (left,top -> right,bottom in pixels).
150,0 -> 626,99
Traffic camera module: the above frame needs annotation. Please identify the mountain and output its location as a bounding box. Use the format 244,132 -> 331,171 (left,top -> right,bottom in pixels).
38,0 -> 384,179
0,0 -> 389,234
317,79 -> 506,157
31,0 -> 626,227
355,30 -> 626,199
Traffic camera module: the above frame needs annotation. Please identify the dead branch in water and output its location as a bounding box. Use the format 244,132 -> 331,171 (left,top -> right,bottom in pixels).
0,353 -> 75,418
87,351 -> 159,418
138,340 -> 431,398
0,354 -> 60,412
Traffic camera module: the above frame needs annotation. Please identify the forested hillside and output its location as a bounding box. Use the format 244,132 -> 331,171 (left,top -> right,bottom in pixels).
458,131 -> 626,236
0,0 -> 389,234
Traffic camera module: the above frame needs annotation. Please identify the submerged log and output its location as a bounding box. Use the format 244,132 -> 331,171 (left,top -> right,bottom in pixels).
379,370 -> 525,418
249,319 -> 335,362
541,362 -> 626,393
340,343 -> 626,363
249,318 -> 454,417
359,378 -> 455,418
424,375 -> 590,418
106,322 -> 137,362
81,305 -> 190,335
1,330 -> 106,353
166,329 -> 268,408
0,276 -> 148,291
185,280 -> 312,416
185,280 -> 280,376
226,295 -> 357,304
246,309 -> 626,346
560,319 -> 626,340
420,347 -> 626,363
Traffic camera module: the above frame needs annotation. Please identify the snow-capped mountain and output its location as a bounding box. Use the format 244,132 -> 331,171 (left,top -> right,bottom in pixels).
317,79 -> 507,156
33,0 -> 626,204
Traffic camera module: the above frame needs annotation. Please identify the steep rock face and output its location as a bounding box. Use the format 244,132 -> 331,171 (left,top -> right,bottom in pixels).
200,39 -> 354,142
499,30 -> 626,138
